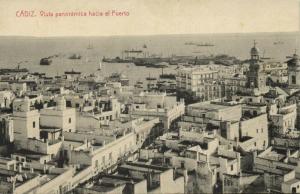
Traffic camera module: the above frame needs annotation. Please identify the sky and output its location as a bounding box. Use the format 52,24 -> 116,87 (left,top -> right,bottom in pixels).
0,0 -> 298,37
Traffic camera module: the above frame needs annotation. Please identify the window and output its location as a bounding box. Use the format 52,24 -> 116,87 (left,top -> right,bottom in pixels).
21,158 -> 25,162
68,118 -> 71,123
66,101 -> 72,107
33,121 -> 36,128
292,75 -> 296,84
16,156 -> 19,161
95,160 -> 99,168
254,142 -> 257,147
181,161 -> 184,169
231,165 -> 234,171
253,111 -> 257,116
256,129 -> 259,133
165,158 -> 170,164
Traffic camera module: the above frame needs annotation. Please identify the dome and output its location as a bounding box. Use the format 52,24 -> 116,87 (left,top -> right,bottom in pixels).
288,54 -> 300,67
293,53 -> 299,61
250,46 -> 259,56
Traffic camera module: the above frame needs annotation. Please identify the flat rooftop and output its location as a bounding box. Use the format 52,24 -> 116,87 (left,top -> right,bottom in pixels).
86,185 -> 124,193
188,101 -> 237,111
63,140 -> 84,148
284,178 -> 300,185
0,157 -> 14,165
13,149 -> 48,160
262,150 -> 286,161
119,162 -> 170,174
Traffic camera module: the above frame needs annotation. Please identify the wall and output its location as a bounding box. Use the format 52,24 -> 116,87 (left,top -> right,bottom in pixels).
34,168 -> 73,194
160,169 -> 185,194
76,113 -> 100,129
196,161 -> 215,194
16,138 -> 62,157
40,108 -> 76,132
13,110 -> 40,141
272,137 -> 300,148
91,132 -> 136,172
240,114 -> 268,150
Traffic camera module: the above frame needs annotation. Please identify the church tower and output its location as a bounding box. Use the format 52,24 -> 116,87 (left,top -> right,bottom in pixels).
246,41 -> 267,93
287,53 -> 300,88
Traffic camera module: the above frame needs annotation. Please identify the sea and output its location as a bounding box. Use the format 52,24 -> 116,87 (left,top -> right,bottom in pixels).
0,32 -> 299,84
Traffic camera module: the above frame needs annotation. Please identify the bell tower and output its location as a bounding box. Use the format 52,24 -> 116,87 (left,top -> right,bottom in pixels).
287,52 -> 300,88
246,41 -> 267,94
250,40 -> 260,61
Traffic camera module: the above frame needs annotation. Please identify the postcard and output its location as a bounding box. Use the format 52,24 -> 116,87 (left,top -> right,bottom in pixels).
0,0 -> 299,193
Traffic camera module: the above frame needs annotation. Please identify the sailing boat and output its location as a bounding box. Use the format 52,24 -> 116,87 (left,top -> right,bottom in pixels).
87,42 -> 93,49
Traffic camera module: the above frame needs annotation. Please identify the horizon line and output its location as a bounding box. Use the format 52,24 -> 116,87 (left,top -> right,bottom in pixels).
0,31 -> 299,38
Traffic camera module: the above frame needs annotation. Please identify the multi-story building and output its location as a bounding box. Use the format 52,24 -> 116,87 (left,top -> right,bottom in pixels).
40,96 -> 76,132
129,92 -> 185,129
176,67 -> 221,101
287,53 -> 300,90
12,98 -> 40,142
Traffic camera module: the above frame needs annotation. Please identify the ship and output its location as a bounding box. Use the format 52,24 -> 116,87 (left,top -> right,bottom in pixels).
146,76 -> 157,81
184,42 -> 196,45
273,41 -> 284,45
69,54 -> 82,60
184,42 -> 215,47
134,60 -> 169,68
196,43 -> 215,47
0,67 -> 29,75
159,74 -> 176,79
40,57 -> 52,65
102,57 -> 132,63
64,69 -> 81,75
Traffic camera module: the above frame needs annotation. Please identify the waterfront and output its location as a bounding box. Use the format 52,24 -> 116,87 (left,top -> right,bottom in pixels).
0,32 -> 299,84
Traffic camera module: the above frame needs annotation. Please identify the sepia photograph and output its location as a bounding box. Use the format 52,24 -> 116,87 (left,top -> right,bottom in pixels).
0,0 -> 300,193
